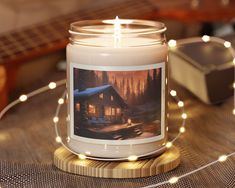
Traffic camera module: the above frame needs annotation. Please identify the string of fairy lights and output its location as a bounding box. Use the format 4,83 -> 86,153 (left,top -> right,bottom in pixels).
0,36 -> 234,187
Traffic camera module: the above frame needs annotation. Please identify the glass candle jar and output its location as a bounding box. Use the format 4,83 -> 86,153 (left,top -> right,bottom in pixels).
67,19 -> 168,158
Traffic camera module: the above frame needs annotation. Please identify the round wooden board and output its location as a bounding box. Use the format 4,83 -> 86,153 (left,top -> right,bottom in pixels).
54,146 -> 180,178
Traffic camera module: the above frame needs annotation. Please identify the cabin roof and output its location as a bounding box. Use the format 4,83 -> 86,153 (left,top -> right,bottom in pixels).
74,85 -> 127,108
74,85 -> 111,98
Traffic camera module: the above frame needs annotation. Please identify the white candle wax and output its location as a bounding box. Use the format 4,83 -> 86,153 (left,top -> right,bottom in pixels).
67,37 -> 167,65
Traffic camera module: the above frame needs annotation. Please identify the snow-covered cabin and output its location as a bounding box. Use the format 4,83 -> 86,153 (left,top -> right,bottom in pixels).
74,85 -> 127,124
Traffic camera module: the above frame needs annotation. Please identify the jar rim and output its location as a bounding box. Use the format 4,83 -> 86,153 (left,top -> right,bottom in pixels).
69,19 -> 167,37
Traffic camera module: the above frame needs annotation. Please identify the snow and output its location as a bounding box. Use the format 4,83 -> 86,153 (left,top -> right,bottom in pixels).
74,85 -> 111,97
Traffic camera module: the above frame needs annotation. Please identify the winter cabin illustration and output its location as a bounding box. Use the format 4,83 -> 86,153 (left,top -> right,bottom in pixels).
74,85 -> 128,125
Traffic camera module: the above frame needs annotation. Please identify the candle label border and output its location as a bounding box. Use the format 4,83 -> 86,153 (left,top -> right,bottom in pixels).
69,62 -> 166,145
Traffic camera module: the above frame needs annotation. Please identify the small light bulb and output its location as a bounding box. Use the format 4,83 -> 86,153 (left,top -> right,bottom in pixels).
19,95 -> 28,102
232,109 -> 235,115
178,101 -> 184,107
48,82 -> 56,89
66,136 -> 70,143
218,155 -> 227,162
202,35 -> 210,42
224,41 -> 231,48
179,127 -> 186,133
182,113 -> 187,119
191,0 -> 199,8
233,83 -> 235,89
66,115 -> 70,122
53,117 -> 59,123
166,142 -> 172,148
78,154 -> 87,160
166,126 -> 169,131
169,177 -> 179,184
58,98 -> 64,104
170,90 -> 177,97
85,151 -> 91,155
221,0 -> 230,6
128,155 -> 138,161
233,58 -> 235,65
168,39 -> 177,48
56,136 -> 62,143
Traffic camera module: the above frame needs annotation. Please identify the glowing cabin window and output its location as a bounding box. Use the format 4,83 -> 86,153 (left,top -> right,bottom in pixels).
88,104 -> 96,114
116,108 -> 121,114
105,107 -> 112,116
99,93 -> 103,99
105,107 -> 118,116
111,95 -> 114,101
76,103 -> 80,111
111,108 -> 115,115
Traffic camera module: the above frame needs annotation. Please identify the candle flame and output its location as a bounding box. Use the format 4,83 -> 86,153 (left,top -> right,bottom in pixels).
102,17 -> 133,47
114,16 -> 121,48
102,17 -> 133,25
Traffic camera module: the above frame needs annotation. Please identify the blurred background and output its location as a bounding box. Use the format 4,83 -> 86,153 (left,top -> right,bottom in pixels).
0,0 -> 235,109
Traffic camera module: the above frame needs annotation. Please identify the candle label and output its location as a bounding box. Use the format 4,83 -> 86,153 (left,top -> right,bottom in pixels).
69,63 -> 165,144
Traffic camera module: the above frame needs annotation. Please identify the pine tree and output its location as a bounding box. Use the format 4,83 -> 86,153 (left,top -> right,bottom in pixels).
74,70 -> 78,89
153,69 -> 157,82
152,69 -> 158,99
137,80 -> 141,95
146,69 -> 162,101
76,69 -> 87,91
135,80 -> 141,104
88,70 -> 96,87
131,77 -> 134,93
126,79 -> 131,100
95,74 -> 100,85
122,77 -> 126,97
102,71 -> 109,84
131,90 -> 136,104
114,77 -> 118,90
156,69 -> 162,99
145,70 -> 152,100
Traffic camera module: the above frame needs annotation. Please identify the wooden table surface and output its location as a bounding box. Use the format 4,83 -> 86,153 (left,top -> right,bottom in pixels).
0,70 -> 234,187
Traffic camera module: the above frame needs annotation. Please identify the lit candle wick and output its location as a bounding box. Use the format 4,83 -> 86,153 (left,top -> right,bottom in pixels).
114,16 -> 121,48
